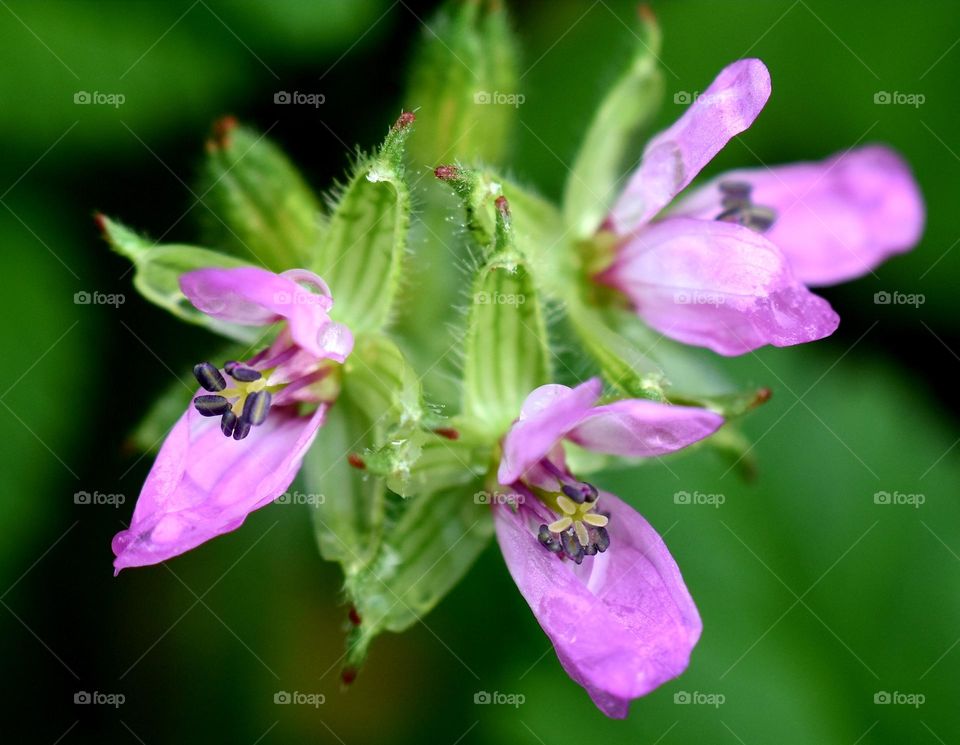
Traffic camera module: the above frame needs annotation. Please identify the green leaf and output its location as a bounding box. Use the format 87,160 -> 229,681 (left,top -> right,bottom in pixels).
344,484 -> 494,667
463,202 -> 552,436
99,215 -> 260,341
562,8 -> 664,238
199,119 -> 323,270
404,0 -> 519,167
310,115 -> 413,332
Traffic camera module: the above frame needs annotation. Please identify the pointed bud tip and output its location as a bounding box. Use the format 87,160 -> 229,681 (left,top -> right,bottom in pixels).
433,427 -> 460,440
753,387 -> 773,407
347,453 -> 366,470
348,606 -> 362,626
341,667 -> 358,687
93,211 -> 107,234
207,115 -> 238,151
393,111 -> 416,131
495,195 -> 510,218
638,3 -> 656,24
434,165 -> 461,181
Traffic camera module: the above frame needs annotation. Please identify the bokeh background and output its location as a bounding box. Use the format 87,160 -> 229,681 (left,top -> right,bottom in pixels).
1,0 -> 958,742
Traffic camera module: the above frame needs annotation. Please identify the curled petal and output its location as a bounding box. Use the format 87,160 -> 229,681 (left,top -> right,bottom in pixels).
497,379 -> 603,485
670,145 -> 925,285
180,267 -> 350,360
609,59 -> 771,235
569,399 -> 723,456
112,402 -> 326,571
494,492 -> 702,718
598,217 -> 839,355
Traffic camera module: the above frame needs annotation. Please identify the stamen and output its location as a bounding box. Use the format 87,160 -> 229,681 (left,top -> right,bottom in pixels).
194,394 -> 230,416
560,529 -> 584,565
715,182 -> 776,234
592,526 -> 610,553
193,362 -> 226,392
227,365 -> 262,382
220,410 -> 238,437
537,525 -> 562,553
241,390 -> 272,426
232,419 -> 252,441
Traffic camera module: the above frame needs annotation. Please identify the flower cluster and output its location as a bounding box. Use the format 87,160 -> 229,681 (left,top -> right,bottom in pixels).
104,6 -> 923,721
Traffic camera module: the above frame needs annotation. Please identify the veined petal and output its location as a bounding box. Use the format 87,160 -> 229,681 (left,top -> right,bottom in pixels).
494,492 -> 701,718
112,401 -> 326,571
497,379 -> 603,485
180,267 -> 350,360
670,145 -> 925,285
609,59 -> 771,235
569,399 -> 723,456
598,217 -> 839,355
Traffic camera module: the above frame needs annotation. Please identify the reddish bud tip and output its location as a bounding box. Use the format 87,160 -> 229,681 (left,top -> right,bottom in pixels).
434,164 -> 460,181
93,212 -> 107,234
495,195 -> 510,219
638,3 -> 656,24
753,387 -> 773,406
347,453 -> 366,470
208,115 -> 238,151
433,427 -> 460,440
348,606 -> 362,626
393,111 -> 416,131
341,667 -> 358,687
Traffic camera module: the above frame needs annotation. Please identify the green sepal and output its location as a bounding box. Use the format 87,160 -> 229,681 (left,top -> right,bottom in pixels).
198,118 -> 323,270
98,214 -> 260,342
463,199 -> 552,437
363,427 -> 492,498
562,7 -> 664,238
404,0 -> 519,167
342,483 -> 494,671
310,114 -> 413,333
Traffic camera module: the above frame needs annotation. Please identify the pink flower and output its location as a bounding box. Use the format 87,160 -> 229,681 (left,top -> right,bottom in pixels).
112,268 -> 353,572
597,59 -> 923,355
494,378 -> 723,717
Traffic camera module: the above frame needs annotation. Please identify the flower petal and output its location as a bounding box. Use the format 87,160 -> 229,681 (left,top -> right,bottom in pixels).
609,59 -> 771,235
180,267 -> 351,360
670,145 -> 925,285
112,402 -> 326,571
598,217 -> 839,355
494,492 -> 701,718
569,399 -> 723,456
497,379 -> 603,485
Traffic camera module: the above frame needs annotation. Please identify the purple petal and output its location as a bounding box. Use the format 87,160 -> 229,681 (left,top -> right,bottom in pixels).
598,217 -> 840,355
609,59 -> 771,235
494,492 -> 702,718
568,399 -> 723,456
112,402 -> 326,571
497,379 -> 603,485
670,145 -> 925,285
180,267 -> 351,360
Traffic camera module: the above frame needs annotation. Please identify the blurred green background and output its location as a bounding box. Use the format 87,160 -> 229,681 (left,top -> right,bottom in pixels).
1,0 -> 958,742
